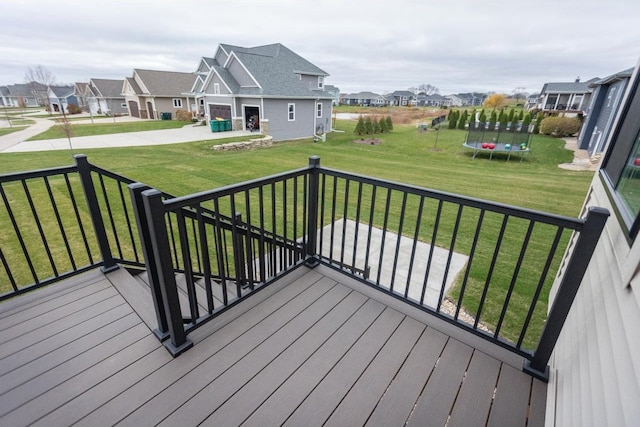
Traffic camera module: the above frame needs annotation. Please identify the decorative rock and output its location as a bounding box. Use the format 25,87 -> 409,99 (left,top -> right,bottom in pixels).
212,135 -> 273,151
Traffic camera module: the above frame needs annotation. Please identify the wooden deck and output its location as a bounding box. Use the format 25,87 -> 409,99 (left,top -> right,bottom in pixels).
0,264 -> 546,426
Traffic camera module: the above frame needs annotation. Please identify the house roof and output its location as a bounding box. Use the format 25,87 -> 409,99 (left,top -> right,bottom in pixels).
49,85 -> 74,98
74,82 -> 88,96
392,90 -> 414,97
89,79 -> 125,98
214,43 -> 331,98
6,83 -> 45,97
540,79 -> 598,94
590,67 -> 634,86
324,84 -> 339,93
344,91 -> 380,99
426,94 -> 447,100
0,86 -> 9,96
133,69 -> 196,97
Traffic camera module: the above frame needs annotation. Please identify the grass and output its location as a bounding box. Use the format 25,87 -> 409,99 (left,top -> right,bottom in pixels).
0,127 -> 26,137
0,120 -> 593,348
27,120 -> 188,140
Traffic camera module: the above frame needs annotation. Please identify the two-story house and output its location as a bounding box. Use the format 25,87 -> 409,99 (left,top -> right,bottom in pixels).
189,43 -> 334,141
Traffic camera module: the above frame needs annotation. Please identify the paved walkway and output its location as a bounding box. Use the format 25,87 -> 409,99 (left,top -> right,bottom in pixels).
558,137 -> 599,172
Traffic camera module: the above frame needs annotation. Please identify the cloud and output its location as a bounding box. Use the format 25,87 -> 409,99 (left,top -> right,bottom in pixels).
1,0 -> 638,95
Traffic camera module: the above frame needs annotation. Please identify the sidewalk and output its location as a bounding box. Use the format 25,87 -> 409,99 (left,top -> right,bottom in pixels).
0,122 -> 253,153
558,137 -> 600,172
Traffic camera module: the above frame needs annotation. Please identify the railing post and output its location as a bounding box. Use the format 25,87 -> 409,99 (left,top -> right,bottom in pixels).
74,154 -> 118,273
305,156 -> 321,267
232,212 -> 248,290
128,183 -> 169,341
141,189 -> 193,356
525,206 -> 609,381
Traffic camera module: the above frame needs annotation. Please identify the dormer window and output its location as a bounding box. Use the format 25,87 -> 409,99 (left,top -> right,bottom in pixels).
318,76 -> 324,89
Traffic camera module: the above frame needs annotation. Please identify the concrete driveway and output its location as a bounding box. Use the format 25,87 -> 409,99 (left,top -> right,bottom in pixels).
0,118 -> 253,153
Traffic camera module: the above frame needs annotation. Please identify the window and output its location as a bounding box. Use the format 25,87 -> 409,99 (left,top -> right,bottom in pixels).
173,98 -> 182,108
318,76 -> 324,89
121,103 -> 127,108
213,83 -> 220,94
602,68 -> 640,238
316,102 -> 322,118
288,103 -> 295,121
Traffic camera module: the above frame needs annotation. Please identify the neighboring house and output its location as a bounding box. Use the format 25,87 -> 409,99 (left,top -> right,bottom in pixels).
424,93 -> 448,107
74,82 -> 89,112
547,59 -> 640,425
85,78 -> 127,115
122,69 -> 196,120
1,83 -> 44,107
578,67 -> 633,155
0,86 -> 8,106
392,90 -> 413,106
323,84 -> 340,106
538,77 -> 597,115
47,85 -> 78,113
445,94 -> 464,107
341,92 -> 380,106
372,93 -> 395,107
525,94 -> 540,110
456,92 -> 487,106
187,43 -> 334,141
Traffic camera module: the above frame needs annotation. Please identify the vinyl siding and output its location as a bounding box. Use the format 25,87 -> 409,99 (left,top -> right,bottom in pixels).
263,98 -> 314,141
228,58 -> 256,87
548,176 -> 640,426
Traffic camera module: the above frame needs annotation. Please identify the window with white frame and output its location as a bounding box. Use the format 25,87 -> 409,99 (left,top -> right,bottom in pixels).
316,102 -> 322,118
318,76 -> 324,89
288,103 -> 295,121
214,83 -> 220,94
173,98 -> 182,108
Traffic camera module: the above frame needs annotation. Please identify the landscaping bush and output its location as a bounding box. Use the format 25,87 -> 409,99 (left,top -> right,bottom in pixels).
355,115 -> 365,135
175,109 -> 192,122
539,116 -> 582,137
67,104 -> 82,114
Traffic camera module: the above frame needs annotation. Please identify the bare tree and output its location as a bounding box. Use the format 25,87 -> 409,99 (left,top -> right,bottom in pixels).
418,84 -> 439,95
25,65 -> 56,113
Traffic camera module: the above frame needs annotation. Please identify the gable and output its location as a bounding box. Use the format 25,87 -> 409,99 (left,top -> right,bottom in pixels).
226,55 -> 259,87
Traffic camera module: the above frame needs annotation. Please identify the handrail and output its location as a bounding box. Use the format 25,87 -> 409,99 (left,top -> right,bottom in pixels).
2,156 -> 609,381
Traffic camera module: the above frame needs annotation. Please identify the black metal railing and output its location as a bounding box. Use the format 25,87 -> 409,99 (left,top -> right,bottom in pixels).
0,155 -> 146,300
132,166 -> 309,355
1,155 -> 608,380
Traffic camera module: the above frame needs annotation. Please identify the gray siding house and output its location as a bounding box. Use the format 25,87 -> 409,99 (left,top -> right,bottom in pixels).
547,60 -> 640,425
189,43 -> 333,141
85,78 -> 127,116
578,67 -> 633,156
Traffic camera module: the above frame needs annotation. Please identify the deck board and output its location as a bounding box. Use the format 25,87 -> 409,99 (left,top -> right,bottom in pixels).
0,266 -> 546,426
364,326 -> 449,426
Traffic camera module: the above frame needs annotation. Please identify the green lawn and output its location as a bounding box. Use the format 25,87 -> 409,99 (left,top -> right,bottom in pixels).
0,127 -> 26,137
0,121 -> 593,348
27,120 -> 188,140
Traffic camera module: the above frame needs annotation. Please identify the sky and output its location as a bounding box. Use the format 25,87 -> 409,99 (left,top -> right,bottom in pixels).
1,0 -> 639,96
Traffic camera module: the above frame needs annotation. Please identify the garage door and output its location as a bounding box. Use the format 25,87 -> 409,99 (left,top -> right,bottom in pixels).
209,104 -> 231,120
128,101 -> 139,118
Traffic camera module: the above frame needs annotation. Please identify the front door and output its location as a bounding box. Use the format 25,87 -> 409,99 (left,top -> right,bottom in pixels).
147,101 -> 155,120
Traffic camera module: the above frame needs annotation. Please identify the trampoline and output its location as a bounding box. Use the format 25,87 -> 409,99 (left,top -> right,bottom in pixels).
462,122 -> 533,161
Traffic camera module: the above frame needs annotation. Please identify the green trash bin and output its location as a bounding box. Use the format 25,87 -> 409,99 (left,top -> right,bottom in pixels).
160,112 -> 172,120
210,120 -> 220,132
223,119 -> 231,131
